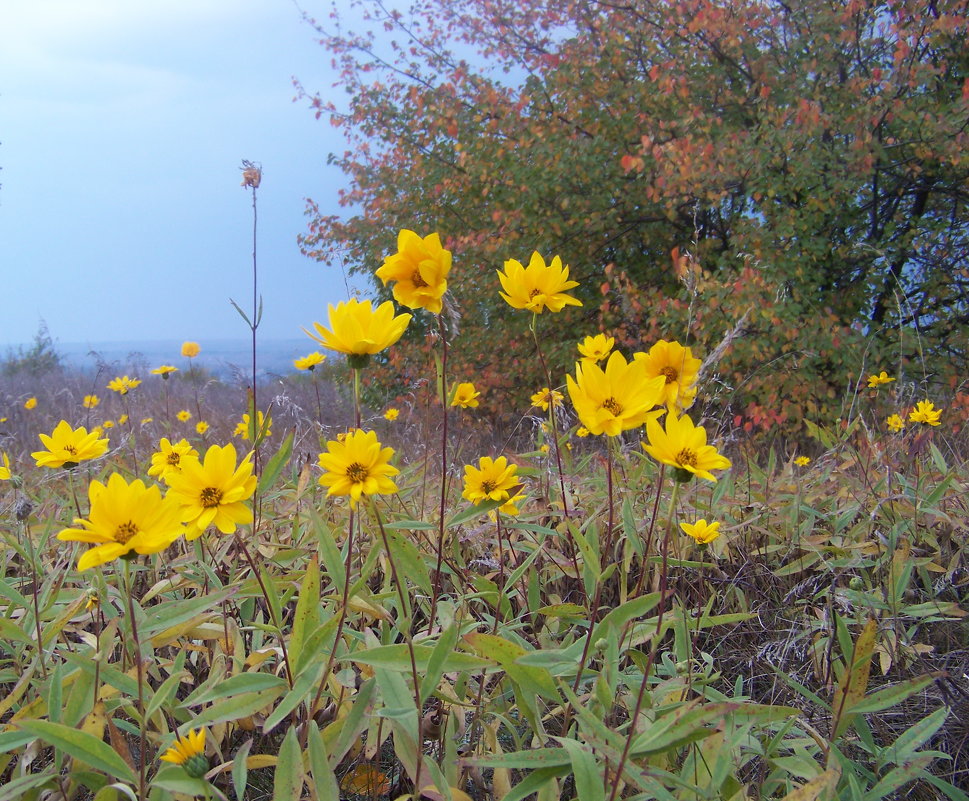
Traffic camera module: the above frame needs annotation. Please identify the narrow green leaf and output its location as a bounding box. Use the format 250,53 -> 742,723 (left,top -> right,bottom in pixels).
192,687 -> 284,727
181,672 -> 287,708
17,719 -> 136,783
848,674 -> 940,715
306,724 -> 340,801
558,737 -> 605,801
258,430 -> 294,494
232,738 -> 252,801
289,555 -> 321,669
272,726 -> 304,801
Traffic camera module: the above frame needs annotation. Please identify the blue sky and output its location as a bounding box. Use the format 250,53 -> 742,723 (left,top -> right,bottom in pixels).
1,0 -> 363,347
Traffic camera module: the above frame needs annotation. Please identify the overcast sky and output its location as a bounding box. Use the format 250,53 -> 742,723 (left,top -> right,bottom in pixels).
1,0 -> 363,347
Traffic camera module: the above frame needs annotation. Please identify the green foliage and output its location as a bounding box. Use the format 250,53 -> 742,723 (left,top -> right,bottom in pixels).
2,321 -> 62,376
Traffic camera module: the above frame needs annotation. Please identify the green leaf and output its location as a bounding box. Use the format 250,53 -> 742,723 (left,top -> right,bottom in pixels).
289,555 -> 321,669
181,672 -> 288,708
557,737 -> 605,801
350,643 -> 493,675
306,724 -> 340,801
888,706 -> 948,761
445,497 -> 505,528
383,528 -> 432,595
150,767 -> 211,799
140,587 -> 235,639
463,633 -> 559,701
259,430 -> 294,493
16,719 -> 136,784
192,687 -> 284,727
848,673 -> 940,715
272,726 -> 304,801
262,656 -> 327,733
232,738 -> 253,801
630,702 -> 738,756
464,748 -> 572,769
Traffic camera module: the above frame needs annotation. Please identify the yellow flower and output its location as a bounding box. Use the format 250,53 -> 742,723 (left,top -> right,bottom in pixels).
867,371 -> 895,389
181,342 -> 201,358
539,443 -> 550,454
81,395 -> 100,409
152,365 -> 179,379
634,340 -> 701,411
119,414 -> 129,425
177,410 -> 192,422
909,400 -> 942,427
234,411 -> 271,440
451,382 -> 481,409
317,429 -> 399,507
294,352 -> 327,371
148,438 -> 201,484
141,417 -> 153,425
383,408 -> 400,421
496,493 -> 526,517
24,397 -> 38,410
643,412 -> 732,483
577,334 -> 614,363
0,452 -> 11,481
196,421 -> 210,435
886,413 -> 905,433
576,427 -> 590,438
304,298 -> 411,367
566,351 -> 665,436
794,456 -> 811,467
166,443 -> 257,538
462,456 -> 519,505
679,519 -> 721,545
376,229 -> 451,314
107,375 -> 141,395
530,387 -> 564,411
160,728 -> 208,778
56,473 -> 185,570
102,420 -> 115,429
497,252 -> 582,313
32,421 -> 110,469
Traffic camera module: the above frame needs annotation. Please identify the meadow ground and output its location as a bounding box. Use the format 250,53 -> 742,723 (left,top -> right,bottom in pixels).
0,330 -> 967,801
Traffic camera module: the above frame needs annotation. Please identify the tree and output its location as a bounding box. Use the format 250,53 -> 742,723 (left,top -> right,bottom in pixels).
297,0 -> 969,433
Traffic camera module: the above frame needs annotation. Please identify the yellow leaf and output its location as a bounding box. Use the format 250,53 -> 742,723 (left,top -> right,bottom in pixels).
339,763 -> 391,795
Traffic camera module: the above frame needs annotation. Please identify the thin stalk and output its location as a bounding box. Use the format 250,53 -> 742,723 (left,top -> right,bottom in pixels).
369,498 -> 425,792
122,560 -> 147,801
606,480 -> 680,801
22,518 -> 47,678
234,533 -> 294,688
248,179 -> 261,475
529,316 -> 570,517
428,315 -> 449,633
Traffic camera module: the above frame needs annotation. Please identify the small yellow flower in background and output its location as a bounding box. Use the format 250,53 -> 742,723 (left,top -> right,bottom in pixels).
451,381 -> 481,409
148,438 -> 200,484
294,352 -> 327,371
794,456 -> 811,467
566,350 -> 665,436
166,443 -> 257,538
498,252 -> 583,313
118,414 -> 129,425
317,429 -> 399,507
680,519 -> 721,545
177,410 -> 192,423
539,443 -> 550,454
181,342 -> 201,358
909,399 -> 942,426
84,591 -> 99,612
376,229 -> 451,314
32,421 -> 109,469
152,365 -> 179,379
643,412 -> 732,483
887,413 -> 905,432
576,427 -> 590,438
160,728 -> 208,778
234,410 -> 271,440
196,421 -> 210,435
530,387 -> 564,411
24,397 -> 38,410
635,340 -> 701,412
141,417 -> 153,425
102,420 -> 115,429
867,371 -> 895,389
577,334 -> 614,364
383,408 -> 400,421
462,456 -> 519,505
56,474 -> 185,570
0,452 -> 11,480
107,376 -> 141,395
83,395 -> 100,409
304,298 -> 412,368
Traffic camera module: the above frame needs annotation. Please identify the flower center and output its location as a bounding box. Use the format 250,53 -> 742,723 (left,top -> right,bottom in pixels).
411,270 -> 428,288
200,487 -> 223,508
167,452 -> 181,467
601,397 -> 623,416
481,480 -> 497,495
660,366 -> 678,384
115,521 -> 138,544
346,462 -> 369,483
64,445 -> 78,455
675,448 -> 698,468
528,288 -> 541,299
